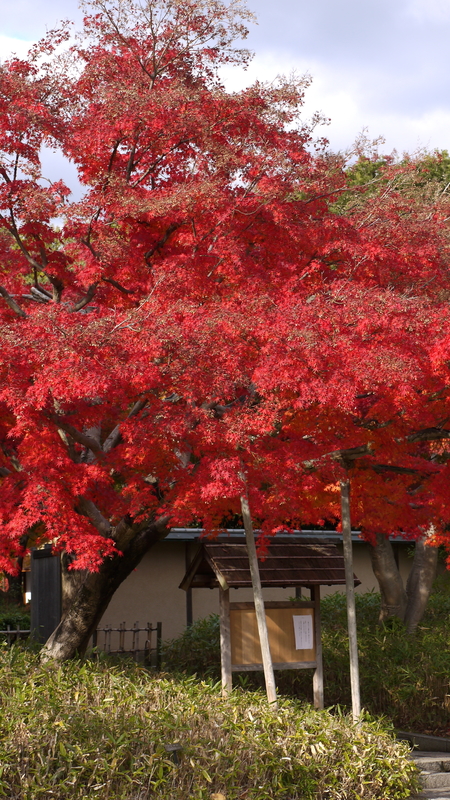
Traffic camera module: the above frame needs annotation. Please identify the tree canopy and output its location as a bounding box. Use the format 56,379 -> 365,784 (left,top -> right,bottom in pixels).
1,0 -> 450,656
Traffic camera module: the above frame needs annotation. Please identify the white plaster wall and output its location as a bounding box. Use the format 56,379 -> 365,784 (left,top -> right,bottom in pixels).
100,542 -> 188,642
98,539 -> 415,643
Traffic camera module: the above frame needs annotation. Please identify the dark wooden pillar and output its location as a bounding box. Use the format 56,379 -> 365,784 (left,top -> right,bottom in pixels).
30,546 -> 61,643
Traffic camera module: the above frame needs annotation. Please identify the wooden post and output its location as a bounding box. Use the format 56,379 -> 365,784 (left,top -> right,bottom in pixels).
311,586 -> 324,709
340,478 -> 361,721
219,588 -> 232,695
240,494 -> 277,707
185,542 -> 193,627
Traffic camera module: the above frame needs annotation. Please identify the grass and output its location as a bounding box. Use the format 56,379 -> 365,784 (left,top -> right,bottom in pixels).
0,645 -> 417,800
162,588 -> 450,734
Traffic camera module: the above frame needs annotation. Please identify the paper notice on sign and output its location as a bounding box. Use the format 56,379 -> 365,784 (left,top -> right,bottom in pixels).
293,615 -> 313,650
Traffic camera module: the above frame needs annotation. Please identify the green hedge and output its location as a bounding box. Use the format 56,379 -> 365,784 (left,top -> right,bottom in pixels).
0,646 -> 417,799
162,590 -> 450,733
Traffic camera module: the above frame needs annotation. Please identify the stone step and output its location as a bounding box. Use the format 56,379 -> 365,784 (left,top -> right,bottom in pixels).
412,754 -> 450,773
421,773 -> 450,790
409,751 -> 450,798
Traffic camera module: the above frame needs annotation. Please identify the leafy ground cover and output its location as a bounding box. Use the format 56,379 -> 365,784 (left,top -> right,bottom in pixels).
0,646 -> 417,800
162,589 -> 450,735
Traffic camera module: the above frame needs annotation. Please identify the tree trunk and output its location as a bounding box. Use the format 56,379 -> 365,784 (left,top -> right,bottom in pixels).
369,534 -> 408,623
369,534 -> 437,629
41,518 -> 169,662
404,538 -> 438,633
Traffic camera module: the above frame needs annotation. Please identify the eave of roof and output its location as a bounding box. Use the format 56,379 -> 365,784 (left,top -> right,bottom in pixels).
167,528 -> 413,543
180,540 -> 361,591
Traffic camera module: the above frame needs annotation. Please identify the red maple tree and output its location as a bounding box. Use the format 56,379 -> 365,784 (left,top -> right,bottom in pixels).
1,0 -> 450,658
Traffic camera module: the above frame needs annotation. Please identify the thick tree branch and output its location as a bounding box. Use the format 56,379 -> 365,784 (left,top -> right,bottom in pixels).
102,277 -> 134,294
144,222 -> 180,262
83,426 -> 102,464
304,425 -> 450,475
329,444 -> 372,465
103,398 -> 148,453
33,271 -> 52,297
130,514 -> 171,549
51,417 -> 104,456
107,139 -> 122,174
125,144 -> 136,182
30,286 -> 51,303
5,211 -> 44,273
408,427 -> 450,442
372,464 -> 422,475
70,282 -> 98,312
111,515 -> 134,548
3,210 -> 63,301
108,511 -> 170,551
75,497 -> 112,537
0,285 -> 27,318
1,446 -> 22,472
44,273 -> 64,303
57,428 -> 79,463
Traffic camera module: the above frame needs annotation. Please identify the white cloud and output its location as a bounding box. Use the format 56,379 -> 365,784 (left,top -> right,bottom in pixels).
0,35 -> 33,61
0,39 -> 84,199
0,20 -> 450,175
406,0 -> 450,22
220,51 -> 450,156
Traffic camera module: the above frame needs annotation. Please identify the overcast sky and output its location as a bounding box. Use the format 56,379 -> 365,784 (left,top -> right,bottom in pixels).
1,0 -> 449,187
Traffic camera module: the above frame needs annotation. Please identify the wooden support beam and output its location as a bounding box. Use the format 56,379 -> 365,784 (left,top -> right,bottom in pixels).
219,588 -> 232,695
240,494 -> 277,707
340,478 -> 361,722
185,542 -> 193,627
311,585 -> 324,709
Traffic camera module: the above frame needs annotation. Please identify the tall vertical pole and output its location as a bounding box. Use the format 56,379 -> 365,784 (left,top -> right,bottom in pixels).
311,586 -> 324,709
240,494 -> 277,707
340,478 -> 361,722
185,542 -> 193,627
219,588 -> 232,695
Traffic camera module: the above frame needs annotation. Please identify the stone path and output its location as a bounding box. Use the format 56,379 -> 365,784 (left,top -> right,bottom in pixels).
410,752 -> 450,799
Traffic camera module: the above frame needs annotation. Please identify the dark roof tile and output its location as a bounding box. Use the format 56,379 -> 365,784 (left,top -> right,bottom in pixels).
180,539 -> 360,590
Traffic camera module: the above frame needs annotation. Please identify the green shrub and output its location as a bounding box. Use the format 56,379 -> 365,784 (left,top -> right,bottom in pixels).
163,590 -> 450,733
162,613 -> 221,677
0,646 -> 417,800
312,590 -> 450,733
0,605 -> 30,632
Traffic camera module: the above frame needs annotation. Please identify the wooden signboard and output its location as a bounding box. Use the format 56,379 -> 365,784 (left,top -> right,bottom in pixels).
219,593 -> 324,708
230,602 -> 316,669
179,539 -> 354,711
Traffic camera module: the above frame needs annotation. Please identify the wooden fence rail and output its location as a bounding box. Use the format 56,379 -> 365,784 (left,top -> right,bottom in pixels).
0,621 -> 163,669
91,621 -> 162,668
0,626 -> 31,645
